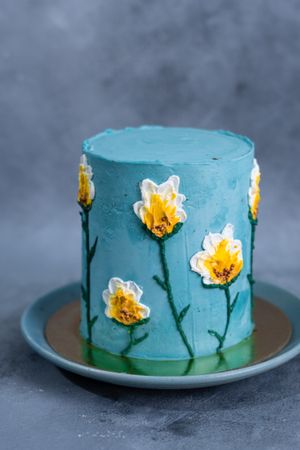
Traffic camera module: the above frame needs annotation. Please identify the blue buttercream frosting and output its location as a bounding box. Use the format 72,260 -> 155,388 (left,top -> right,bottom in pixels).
80,126 -> 255,360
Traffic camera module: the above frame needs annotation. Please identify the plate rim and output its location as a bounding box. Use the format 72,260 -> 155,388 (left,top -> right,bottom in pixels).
20,280 -> 300,389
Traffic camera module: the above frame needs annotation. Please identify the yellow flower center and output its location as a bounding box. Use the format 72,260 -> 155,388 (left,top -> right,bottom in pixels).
143,193 -> 180,238
204,239 -> 243,285
78,165 -> 92,208
251,174 -> 261,220
109,288 -> 144,326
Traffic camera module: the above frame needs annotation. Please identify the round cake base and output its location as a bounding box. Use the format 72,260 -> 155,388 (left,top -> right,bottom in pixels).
21,281 -> 299,389
45,297 -> 291,377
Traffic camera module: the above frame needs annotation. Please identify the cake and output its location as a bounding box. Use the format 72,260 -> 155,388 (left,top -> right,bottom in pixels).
77,126 -> 261,361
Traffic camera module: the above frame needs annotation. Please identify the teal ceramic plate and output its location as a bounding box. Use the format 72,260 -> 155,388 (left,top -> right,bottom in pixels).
21,281 -> 300,389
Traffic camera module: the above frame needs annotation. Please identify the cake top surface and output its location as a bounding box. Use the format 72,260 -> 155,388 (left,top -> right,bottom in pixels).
84,126 -> 254,164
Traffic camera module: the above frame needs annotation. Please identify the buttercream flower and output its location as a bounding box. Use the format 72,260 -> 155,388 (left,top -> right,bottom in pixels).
133,175 -> 187,238
248,158 -> 261,221
77,154 -> 95,209
248,158 -> 261,320
190,224 -> 243,286
102,278 -> 150,326
134,175 -> 193,358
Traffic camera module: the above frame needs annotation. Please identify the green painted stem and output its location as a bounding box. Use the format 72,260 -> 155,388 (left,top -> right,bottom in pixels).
86,345 -> 96,366
158,239 -> 194,358
218,287 -> 232,352
215,352 -> 228,372
83,209 -> 92,343
249,221 -> 256,320
121,326 -> 134,356
209,286 -> 235,353
183,357 -> 194,376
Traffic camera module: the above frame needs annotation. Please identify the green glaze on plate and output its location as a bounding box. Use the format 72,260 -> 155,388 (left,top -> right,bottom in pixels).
81,336 -> 254,377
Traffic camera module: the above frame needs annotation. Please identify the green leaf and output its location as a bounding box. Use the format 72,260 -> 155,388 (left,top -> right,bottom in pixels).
133,332 -> 149,346
248,209 -> 258,225
143,222 -> 183,242
89,315 -> 98,328
112,319 -> 128,329
134,317 -> 150,327
208,329 -> 223,346
178,304 -> 190,323
81,285 -> 87,303
203,274 -> 241,291
162,222 -> 183,241
88,237 -> 98,263
112,317 -> 150,329
230,292 -> 240,313
203,282 -> 220,290
153,275 -> 167,290
247,274 -> 255,286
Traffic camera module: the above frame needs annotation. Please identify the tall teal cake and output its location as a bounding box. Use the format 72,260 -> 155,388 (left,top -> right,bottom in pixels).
77,126 -> 261,360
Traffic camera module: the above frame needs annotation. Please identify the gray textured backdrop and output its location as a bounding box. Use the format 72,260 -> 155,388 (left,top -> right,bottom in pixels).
1,1 -> 300,449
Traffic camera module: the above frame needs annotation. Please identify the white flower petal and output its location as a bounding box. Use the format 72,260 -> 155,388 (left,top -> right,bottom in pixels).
157,180 -> 174,199
169,175 -> 180,193
140,303 -> 150,319
85,164 -> 93,177
252,158 -> 260,180
156,176 -> 179,201
80,154 -> 88,166
190,252 -> 200,273
249,159 -> 261,209
232,239 -> 243,261
197,253 -> 213,277
89,181 -> 95,201
202,277 -> 216,286
127,280 -> 143,302
105,277 -> 143,303
176,208 -> 187,223
108,277 -> 124,294
133,200 -> 144,220
175,193 -> 186,209
104,305 -> 113,319
202,232 -> 223,255
102,289 -> 110,305
190,251 -> 211,279
248,186 -> 253,207
139,205 -> 148,223
234,238 -> 242,251
222,223 -> 234,240
140,179 -> 158,204
191,250 -> 215,285
80,154 -> 93,179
